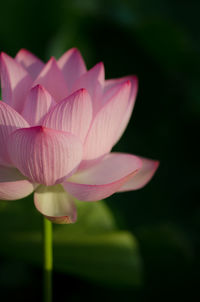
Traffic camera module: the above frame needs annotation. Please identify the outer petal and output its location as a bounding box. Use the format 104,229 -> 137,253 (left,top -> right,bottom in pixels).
15,49 -> 44,80
72,62 -> 105,114
43,88 -> 92,142
0,52 -> 32,112
21,84 -> 56,126
0,101 -> 29,165
83,81 -> 131,161
34,57 -> 68,101
105,76 -> 138,145
8,126 -> 83,186
118,157 -> 159,191
0,165 -> 34,200
57,48 -> 87,91
63,153 -> 142,201
34,184 -> 77,224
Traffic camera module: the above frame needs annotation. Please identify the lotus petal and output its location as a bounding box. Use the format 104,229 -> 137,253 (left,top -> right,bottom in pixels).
83,81 -> 131,160
72,62 -> 104,113
15,49 -> 44,80
21,84 -> 56,125
34,184 -> 77,224
8,126 -> 83,186
58,48 -> 87,91
0,101 -> 29,165
0,52 -> 32,112
43,88 -> 92,142
0,165 -> 34,200
118,157 -> 159,191
34,57 -> 68,101
63,153 -> 142,201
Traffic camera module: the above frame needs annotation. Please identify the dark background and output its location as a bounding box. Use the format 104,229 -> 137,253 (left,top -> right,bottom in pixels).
0,0 -> 199,301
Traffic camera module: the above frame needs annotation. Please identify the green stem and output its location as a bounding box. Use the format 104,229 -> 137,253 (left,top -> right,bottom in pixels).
43,217 -> 53,302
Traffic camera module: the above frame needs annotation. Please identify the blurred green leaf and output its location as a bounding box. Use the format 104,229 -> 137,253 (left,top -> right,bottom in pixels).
0,197 -> 142,287
135,223 -> 194,284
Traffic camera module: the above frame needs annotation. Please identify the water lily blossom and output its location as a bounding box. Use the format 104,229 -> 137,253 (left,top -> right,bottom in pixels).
0,49 -> 159,223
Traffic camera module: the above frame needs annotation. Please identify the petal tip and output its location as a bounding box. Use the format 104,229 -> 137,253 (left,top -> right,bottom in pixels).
154,160 -> 160,171
0,51 -> 7,59
49,56 -> 57,64
69,47 -> 80,54
17,48 -> 30,55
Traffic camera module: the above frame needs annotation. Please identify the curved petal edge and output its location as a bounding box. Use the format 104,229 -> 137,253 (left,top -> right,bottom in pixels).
63,153 -> 142,201
0,165 -> 34,200
118,157 -> 159,192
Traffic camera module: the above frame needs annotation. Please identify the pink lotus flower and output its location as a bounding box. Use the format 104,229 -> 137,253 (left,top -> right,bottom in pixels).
0,48 -> 159,223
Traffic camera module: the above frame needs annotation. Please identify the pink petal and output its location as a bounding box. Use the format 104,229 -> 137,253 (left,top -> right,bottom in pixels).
34,184 -> 77,224
15,49 -> 44,80
43,88 -> 92,142
83,81 -> 131,161
0,165 -> 34,200
105,76 -> 138,145
21,84 -> 56,126
8,126 -> 83,186
63,153 -> 142,201
118,157 -> 159,191
0,101 -> 29,165
0,52 -> 33,112
72,62 -> 105,114
58,48 -> 87,91
34,57 -> 68,101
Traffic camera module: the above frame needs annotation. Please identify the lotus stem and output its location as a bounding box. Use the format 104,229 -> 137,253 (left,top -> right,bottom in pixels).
43,217 -> 53,302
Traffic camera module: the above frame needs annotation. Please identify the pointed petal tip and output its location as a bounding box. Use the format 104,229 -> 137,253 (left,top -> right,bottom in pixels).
0,51 -> 7,59
148,159 -> 160,173
97,61 -> 104,67
94,61 -> 104,70
155,160 -> 160,169
72,87 -> 88,96
118,157 -> 160,192
17,48 -> 30,55
130,75 -> 139,90
87,61 -> 104,75
31,84 -> 57,97
49,56 -> 57,63
32,83 -> 42,89
30,83 -> 48,93
68,47 -> 81,54
113,79 -> 132,92
152,160 -> 160,174
0,52 -> 10,65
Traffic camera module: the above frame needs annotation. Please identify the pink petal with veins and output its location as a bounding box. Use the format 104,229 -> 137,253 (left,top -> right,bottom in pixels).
105,76 -> 138,145
0,101 -> 29,165
83,81 -> 131,161
15,48 -> 44,80
58,48 -> 87,91
43,88 -> 92,142
72,62 -> 104,114
21,84 -> 56,126
34,57 -> 68,101
63,153 -> 142,201
8,126 -> 83,186
0,52 -> 32,112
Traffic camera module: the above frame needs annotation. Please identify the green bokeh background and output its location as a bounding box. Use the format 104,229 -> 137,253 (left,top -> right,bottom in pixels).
0,0 -> 199,301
